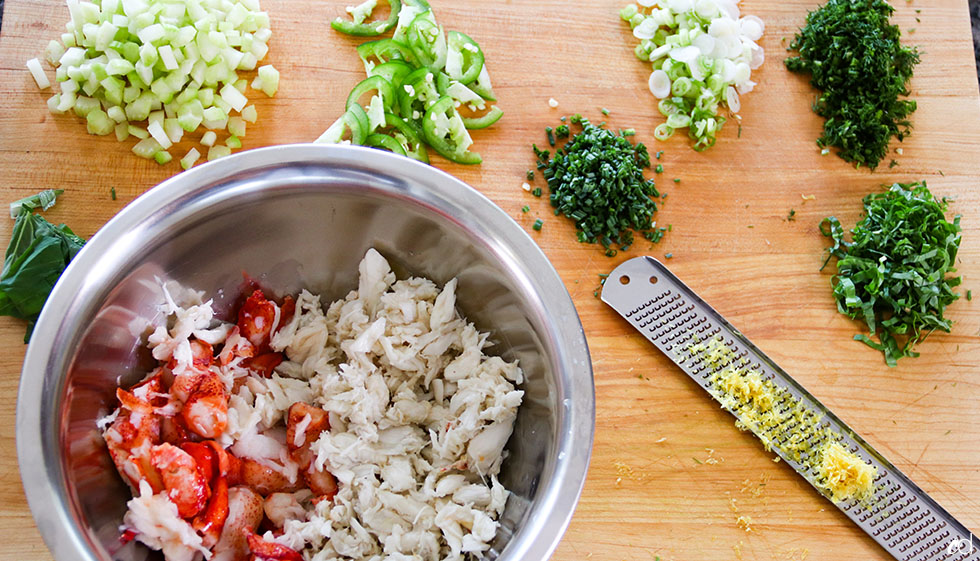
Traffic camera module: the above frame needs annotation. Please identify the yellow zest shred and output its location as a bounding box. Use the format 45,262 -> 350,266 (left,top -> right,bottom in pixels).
685,336 -> 877,504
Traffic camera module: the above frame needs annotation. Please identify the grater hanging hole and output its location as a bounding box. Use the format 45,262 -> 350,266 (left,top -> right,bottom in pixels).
619,275 -> 631,285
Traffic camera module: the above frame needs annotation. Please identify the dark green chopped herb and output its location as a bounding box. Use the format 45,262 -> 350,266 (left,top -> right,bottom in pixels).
521,205 -> 530,213
532,218 -> 544,231
622,128 -> 636,136
533,116 -> 662,255
788,209 -> 797,221
601,107 -> 610,116
532,187 -> 542,197
820,182 -> 962,366
545,126 -> 556,147
673,178 -> 681,183
889,160 -> 899,168
737,124 -> 742,138
555,124 -> 570,139
667,224 -> 672,232
785,0 -> 920,170
655,164 -> 664,174
560,115 -> 567,122
655,150 -> 663,159
111,186 -> 117,200
665,253 -> 673,259
967,290 -> 972,301
605,248 -> 618,257
526,169 -> 534,181
1,193 -> 85,342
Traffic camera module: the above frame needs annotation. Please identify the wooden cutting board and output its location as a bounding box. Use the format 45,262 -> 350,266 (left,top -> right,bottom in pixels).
2,1 -> 979,560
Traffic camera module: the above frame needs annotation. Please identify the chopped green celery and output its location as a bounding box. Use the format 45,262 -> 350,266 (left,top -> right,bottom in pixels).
128,125 -> 149,140
107,105 -> 127,123
114,122 -> 129,141
219,83 -> 248,111
73,96 -> 100,118
132,137 -> 163,159
228,116 -> 246,137
147,120 -> 172,149
154,150 -> 173,164
256,64 -> 279,97
207,145 -> 232,160
164,118 -> 184,143
225,135 -> 242,149
180,147 -> 201,170
47,94 -> 64,114
241,105 -> 258,123
201,130 -> 217,146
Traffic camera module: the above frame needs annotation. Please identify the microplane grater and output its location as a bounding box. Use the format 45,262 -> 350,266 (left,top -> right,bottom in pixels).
601,256 -> 979,561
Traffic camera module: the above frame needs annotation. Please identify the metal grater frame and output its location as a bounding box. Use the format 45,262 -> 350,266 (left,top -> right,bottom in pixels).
601,256 -> 978,561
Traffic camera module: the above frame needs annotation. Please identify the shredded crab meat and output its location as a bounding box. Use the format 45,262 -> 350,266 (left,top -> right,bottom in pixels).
102,249 -> 524,561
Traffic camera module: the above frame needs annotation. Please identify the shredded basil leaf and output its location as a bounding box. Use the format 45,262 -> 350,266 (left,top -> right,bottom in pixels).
820,182 -> 962,366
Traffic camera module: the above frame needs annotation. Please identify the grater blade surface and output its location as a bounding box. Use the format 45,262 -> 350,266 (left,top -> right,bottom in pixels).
601,256 -> 978,561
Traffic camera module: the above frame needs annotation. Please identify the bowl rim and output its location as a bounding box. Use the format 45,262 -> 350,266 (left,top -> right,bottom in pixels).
16,143 -> 595,561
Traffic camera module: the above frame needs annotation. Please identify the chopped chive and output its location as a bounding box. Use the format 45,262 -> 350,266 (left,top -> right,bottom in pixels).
545,127 -> 555,147
532,219 -> 544,231
555,124 -> 570,138
110,187 -> 117,200
601,107 -> 610,116
889,160 -> 899,168
532,187 -> 542,197
787,209 -> 796,221
526,169 -> 534,181
673,178 -> 680,183
521,205 -> 530,213
655,164 -> 664,173
655,150 -> 663,159
968,290 -> 973,301
665,253 -> 673,259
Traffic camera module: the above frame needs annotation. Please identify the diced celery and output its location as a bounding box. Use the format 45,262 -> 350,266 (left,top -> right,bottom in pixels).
114,122 -> 130,141
147,120 -> 172,149
128,124 -> 149,139
107,105 -> 127,122
154,150 -> 173,164
240,105 -> 257,123
256,64 -> 278,97
180,147 -> 201,169
164,118 -> 184,143
73,96 -> 101,117
207,144 -> 231,160
228,116 -> 246,137
86,109 -> 115,135
219,83 -> 247,112
201,130 -> 217,146
45,40 -> 66,66
225,135 -> 242,149
47,94 -> 64,114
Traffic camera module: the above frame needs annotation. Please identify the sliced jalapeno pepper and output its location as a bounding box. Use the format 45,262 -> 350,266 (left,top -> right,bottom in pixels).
461,105 -> 503,130
392,4 -> 429,44
381,112 -> 429,162
331,0 -> 402,37
356,39 -> 416,74
368,60 -> 414,88
398,67 -> 443,128
365,133 -> 408,156
346,75 -> 396,113
405,12 -> 447,70
315,103 -> 369,144
445,31 -> 484,85
422,95 -> 481,165
469,63 -> 496,102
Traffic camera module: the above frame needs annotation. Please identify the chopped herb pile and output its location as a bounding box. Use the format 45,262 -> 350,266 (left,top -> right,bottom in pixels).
533,115 -> 661,256
1,191 -> 85,341
785,0 -> 920,170
820,182 -> 961,366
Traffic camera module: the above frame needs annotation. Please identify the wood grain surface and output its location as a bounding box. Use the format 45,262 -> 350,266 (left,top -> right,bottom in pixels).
2,1 -> 980,560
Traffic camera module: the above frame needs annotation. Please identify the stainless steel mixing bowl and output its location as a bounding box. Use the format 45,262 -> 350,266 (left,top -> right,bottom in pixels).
16,144 -> 594,561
